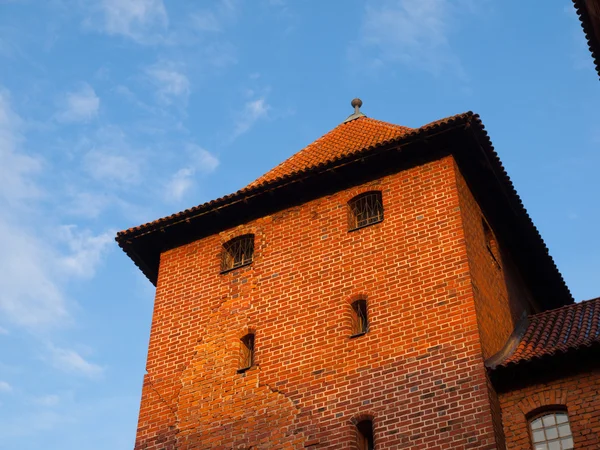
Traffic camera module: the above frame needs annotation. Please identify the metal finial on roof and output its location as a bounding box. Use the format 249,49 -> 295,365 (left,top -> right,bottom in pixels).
344,97 -> 366,123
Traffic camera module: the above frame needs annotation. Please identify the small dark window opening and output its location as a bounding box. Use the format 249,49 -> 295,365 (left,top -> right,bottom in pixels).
238,333 -> 255,373
350,299 -> 369,337
221,234 -> 254,273
482,220 -> 501,269
348,192 -> 383,231
356,419 -> 374,450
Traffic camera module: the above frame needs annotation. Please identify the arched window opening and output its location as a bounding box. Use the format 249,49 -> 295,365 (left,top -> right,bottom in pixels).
356,419 -> 374,450
482,219 -> 501,269
529,411 -> 573,450
347,191 -> 383,231
221,234 -> 254,273
238,333 -> 255,373
350,299 -> 369,337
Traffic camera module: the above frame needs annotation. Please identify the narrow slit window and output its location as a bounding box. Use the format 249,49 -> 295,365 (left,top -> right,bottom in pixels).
356,419 -> 374,450
238,333 -> 255,373
529,411 -> 573,450
221,234 -> 254,272
350,299 -> 369,337
482,219 -> 501,268
348,191 -> 383,231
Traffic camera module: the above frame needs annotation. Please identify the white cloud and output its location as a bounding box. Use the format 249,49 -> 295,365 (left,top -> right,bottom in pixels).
33,394 -> 60,407
190,11 -> 222,32
232,97 -> 270,140
46,344 -> 104,379
57,226 -> 113,279
0,219 -> 70,329
146,62 -> 190,104
0,381 -> 12,393
164,145 -> 219,202
0,89 -> 42,206
84,150 -> 142,185
354,0 -> 476,76
56,84 -> 100,123
0,89 -> 112,331
91,0 -> 168,44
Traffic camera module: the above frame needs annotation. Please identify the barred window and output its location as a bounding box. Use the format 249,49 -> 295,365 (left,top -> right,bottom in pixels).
348,192 -> 383,231
529,412 -> 573,450
221,234 -> 254,272
356,419 -> 374,450
350,299 -> 369,337
482,219 -> 501,268
238,333 -> 255,373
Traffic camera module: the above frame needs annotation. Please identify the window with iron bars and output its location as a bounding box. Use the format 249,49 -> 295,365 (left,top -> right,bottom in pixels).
347,191 -> 384,231
482,219 -> 501,269
238,333 -> 255,373
350,299 -> 369,337
221,234 -> 254,273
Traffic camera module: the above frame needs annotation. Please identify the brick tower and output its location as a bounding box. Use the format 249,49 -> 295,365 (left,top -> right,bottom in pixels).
117,101 -> 573,449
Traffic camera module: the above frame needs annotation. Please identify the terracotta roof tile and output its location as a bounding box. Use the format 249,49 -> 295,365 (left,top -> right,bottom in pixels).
497,297 -> 600,367
246,116 -> 414,189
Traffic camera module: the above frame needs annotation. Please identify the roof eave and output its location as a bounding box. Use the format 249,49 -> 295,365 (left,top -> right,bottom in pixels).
574,0 -> 600,79
115,112 -> 573,312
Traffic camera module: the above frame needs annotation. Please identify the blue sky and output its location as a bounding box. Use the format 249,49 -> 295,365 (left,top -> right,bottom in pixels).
0,1 -> 598,449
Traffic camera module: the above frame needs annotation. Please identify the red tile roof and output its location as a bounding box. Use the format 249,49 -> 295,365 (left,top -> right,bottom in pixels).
497,297 -> 600,367
117,114 -> 455,239
246,116 -> 414,189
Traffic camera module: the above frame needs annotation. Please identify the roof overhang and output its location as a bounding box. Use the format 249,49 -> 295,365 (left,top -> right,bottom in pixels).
489,342 -> 600,392
574,0 -> 600,79
116,112 -> 573,311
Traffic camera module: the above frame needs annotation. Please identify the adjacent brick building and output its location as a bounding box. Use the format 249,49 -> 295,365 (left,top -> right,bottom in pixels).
117,100 -> 600,449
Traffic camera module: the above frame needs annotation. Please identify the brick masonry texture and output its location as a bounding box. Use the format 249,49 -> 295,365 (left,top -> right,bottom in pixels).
499,369 -> 600,448
134,155 -> 505,449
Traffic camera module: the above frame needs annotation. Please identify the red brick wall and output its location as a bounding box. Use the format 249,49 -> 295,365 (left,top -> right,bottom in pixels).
134,155 -> 500,449
453,166 -> 534,361
499,369 -> 600,449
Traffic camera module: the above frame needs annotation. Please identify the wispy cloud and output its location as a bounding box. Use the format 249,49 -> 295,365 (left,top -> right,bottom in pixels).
46,345 -> 104,379
81,125 -> 143,185
0,381 -> 12,393
0,327 -> 8,335
164,145 -> 219,202
0,88 -> 112,331
33,394 -> 61,407
88,0 -> 168,44
231,97 -> 270,140
56,84 -> 100,123
84,150 -> 142,185
57,226 -> 113,279
0,89 -> 42,206
352,0 -> 477,76
145,61 -> 190,105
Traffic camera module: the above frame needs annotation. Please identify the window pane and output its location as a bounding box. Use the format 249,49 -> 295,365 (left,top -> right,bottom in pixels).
561,437 -> 573,449
534,444 -> 548,450
531,418 -> 543,430
542,415 -> 556,427
533,430 -> 545,443
556,413 -> 568,424
545,427 -> 558,440
547,441 -> 560,450
558,424 -> 571,437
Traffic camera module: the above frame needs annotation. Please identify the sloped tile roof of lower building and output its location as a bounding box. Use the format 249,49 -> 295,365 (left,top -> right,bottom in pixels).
496,297 -> 600,368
